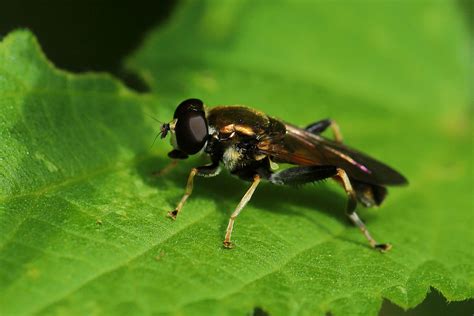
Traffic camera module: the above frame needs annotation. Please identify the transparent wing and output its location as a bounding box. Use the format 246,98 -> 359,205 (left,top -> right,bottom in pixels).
257,123 -> 408,186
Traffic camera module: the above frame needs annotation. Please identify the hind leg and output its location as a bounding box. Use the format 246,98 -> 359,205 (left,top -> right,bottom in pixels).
269,165 -> 337,185
352,180 -> 388,207
305,119 -> 343,143
335,168 -> 391,252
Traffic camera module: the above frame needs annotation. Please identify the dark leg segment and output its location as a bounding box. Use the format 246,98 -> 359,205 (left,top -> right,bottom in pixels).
305,118 -> 343,143
168,162 -> 221,219
269,165 -> 337,185
305,119 -> 332,134
336,168 -> 392,252
351,180 -> 388,207
168,149 -> 189,159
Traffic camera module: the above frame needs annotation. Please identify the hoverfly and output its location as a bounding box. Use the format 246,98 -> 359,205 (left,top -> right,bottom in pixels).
157,99 -> 408,252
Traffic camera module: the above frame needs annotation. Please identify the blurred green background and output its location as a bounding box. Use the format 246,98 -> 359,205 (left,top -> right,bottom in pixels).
1,0 -> 472,315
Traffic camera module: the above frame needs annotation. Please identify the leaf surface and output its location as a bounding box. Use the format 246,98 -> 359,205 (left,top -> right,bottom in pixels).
1,1 -> 473,315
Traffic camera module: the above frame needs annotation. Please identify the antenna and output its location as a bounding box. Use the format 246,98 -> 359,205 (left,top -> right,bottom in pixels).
144,112 -> 165,125
150,130 -> 162,150
145,112 -> 170,149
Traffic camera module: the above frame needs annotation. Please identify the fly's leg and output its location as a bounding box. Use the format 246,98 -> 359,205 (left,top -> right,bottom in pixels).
305,119 -> 332,133
168,168 -> 197,220
152,160 -> 178,177
336,168 -> 392,252
305,119 -> 343,143
168,162 -> 221,220
270,166 -> 390,251
223,175 -> 261,248
153,149 -> 189,177
269,165 -> 337,185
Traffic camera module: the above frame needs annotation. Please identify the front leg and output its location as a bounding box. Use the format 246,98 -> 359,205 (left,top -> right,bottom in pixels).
152,160 -> 178,177
168,162 -> 221,220
152,150 -> 188,177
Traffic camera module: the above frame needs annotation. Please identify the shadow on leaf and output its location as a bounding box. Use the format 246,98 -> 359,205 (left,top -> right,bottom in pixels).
135,155 -> 382,249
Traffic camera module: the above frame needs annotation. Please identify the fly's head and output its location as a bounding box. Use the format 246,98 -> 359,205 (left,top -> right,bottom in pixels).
161,98 -> 209,158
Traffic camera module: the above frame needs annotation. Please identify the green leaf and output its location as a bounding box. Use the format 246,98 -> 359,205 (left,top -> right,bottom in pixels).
1,1 -> 472,315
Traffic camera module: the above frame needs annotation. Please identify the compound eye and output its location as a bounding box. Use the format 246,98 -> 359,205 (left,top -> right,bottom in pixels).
175,111 -> 208,154
174,98 -> 204,119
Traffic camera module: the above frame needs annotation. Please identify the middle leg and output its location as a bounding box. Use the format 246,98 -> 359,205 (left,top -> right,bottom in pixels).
223,174 -> 261,248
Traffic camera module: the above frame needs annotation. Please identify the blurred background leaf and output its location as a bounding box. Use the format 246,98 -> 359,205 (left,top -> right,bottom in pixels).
1,0 -> 473,315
